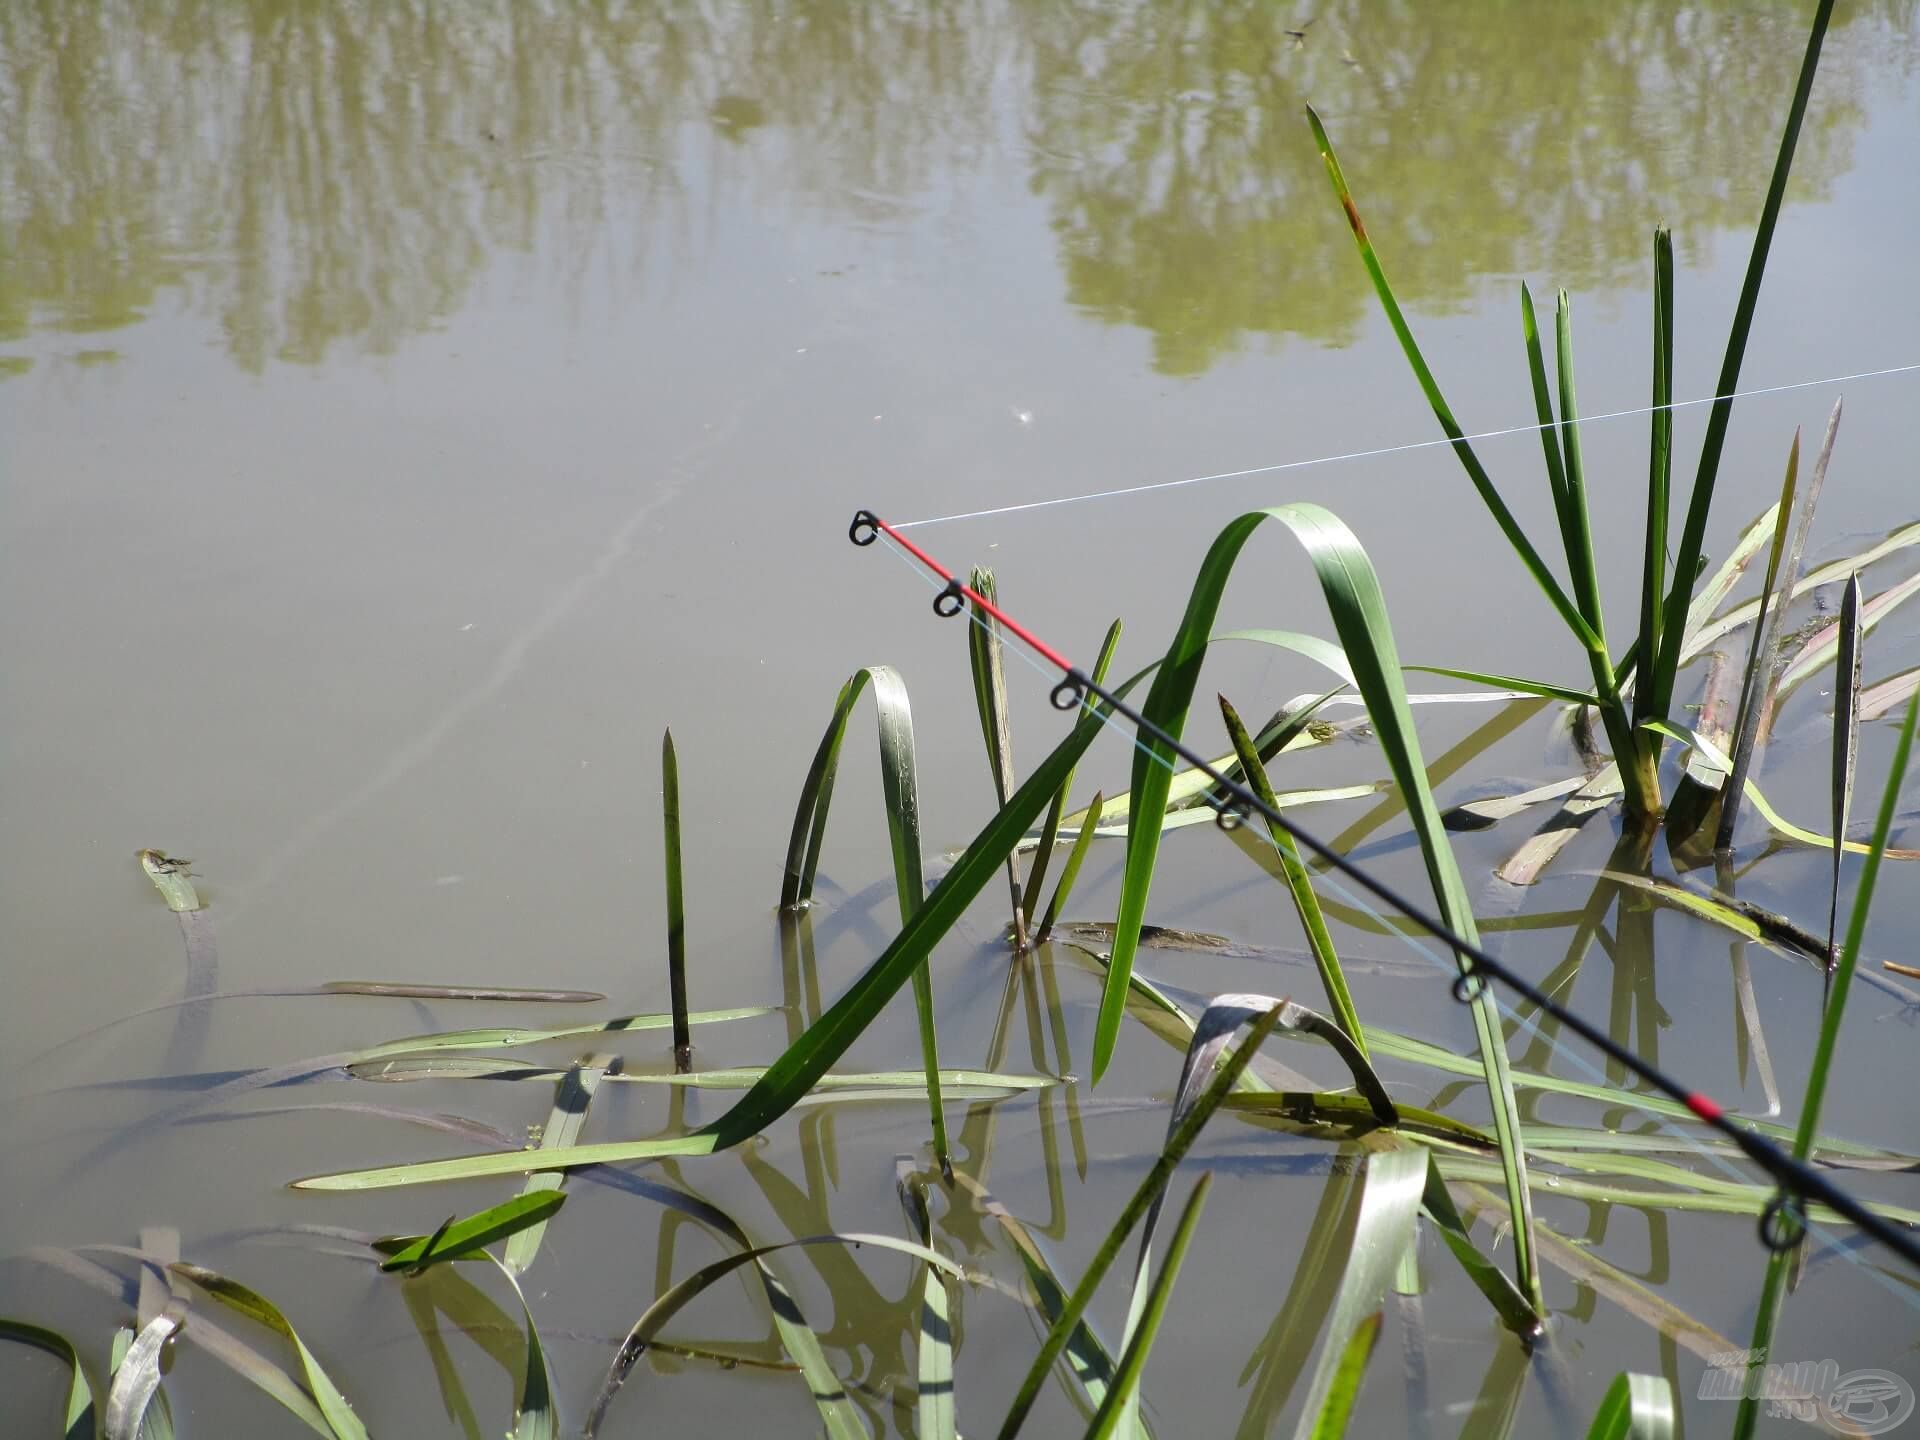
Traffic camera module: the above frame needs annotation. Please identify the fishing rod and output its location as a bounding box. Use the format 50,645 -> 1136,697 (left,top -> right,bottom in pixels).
848,508 -> 1920,1273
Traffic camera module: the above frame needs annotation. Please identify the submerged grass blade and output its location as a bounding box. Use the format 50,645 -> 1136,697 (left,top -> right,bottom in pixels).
298,683 -> 1137,1191
1083,1173 -> 1213,1440
1830,575 -> 1864,960
1220,694 -> 1364,1053
663,729 -> 690,1071
505,1055 -> 613,1274
898,1162 -> 957,1440
595,1233 -> 965,1440
483,1256 -> 556,1440
0,1319 -> 98,1440
996,1004 -> 1284,1440
1096,503 -> 1539,1307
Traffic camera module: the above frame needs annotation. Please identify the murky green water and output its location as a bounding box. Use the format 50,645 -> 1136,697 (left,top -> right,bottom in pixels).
5,2 -> 1920,1435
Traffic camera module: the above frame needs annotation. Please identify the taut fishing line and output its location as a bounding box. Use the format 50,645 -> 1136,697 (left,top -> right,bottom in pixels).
892,360 -> 1920,531
851,508 -> 1920,1281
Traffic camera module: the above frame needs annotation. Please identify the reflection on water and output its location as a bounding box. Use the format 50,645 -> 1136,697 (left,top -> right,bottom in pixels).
2,0 -> 1914,374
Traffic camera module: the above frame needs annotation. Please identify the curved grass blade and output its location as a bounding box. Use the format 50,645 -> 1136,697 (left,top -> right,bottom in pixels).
662,729 -> 690,1070
138,850 -> 215,1078
1024,621 -> 1122,931
3,1319 -> 99,1440
1084,1173 -> 1213,1440
996,1004 -> 1284,1440
1651,0 -> 1837,724
776,665 -> 948,1164
376,1192 -> 570,1273
1830,575 -> 1864,962
1288,1149 -> 1427,1440
1220,695 -> 1364,1053
298,682 -> 1138,1191
1035,791 -> 1105,945
1306,1311 -> 1382,1440
106,1310 -> 181,1440
168,1265 -> 368,1440
484,1256 -> 555,1440
592,1233 -> 967,1440
1584,1373 -> 1676,1440
1095,504 -> 1538,1307
1305,105 -> 1595,653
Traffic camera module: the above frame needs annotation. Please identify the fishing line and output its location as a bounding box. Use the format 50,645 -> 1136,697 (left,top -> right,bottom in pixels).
892,360 -> 1920,530
853,507 -> 1920,1277
869,524 -> 1919,1308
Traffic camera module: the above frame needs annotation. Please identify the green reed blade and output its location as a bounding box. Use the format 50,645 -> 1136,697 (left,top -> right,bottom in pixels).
1732,693 -> 1916,1440
897,1162 -> 957,1440
1830,575 -> 1864,960
1636,228 -> 1676,730
1035,791 -> 1104,945
1219,695 -> 1364,1053
168,1266 -> 366,1440
1650,0 -> 1837,727
483,1256 -> 554,1440
1025,619 -> 1122,931
1419,1156 -> 1539,1335
374,1191 -> 569,1272
768,665 -> 949,1163
1094,503 -> 1539,1307
1289,1148 -> 1426,1440
2,1319 -> 98,1440
1403,665 -> 1595,706
662,729 -> 689,1070
1306,1310 -> 1382,1440
996,1005 -> 1284,1440
1584,1372 -> 1675,1440
1519,284 -> 1573,563
1083,1174 -> 1213,1440
1305,105 -> 1596,653
969,567 -> 1030,949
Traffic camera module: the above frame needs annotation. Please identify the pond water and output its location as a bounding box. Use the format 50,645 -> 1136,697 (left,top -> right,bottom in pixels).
5,2 -> 1920,1435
